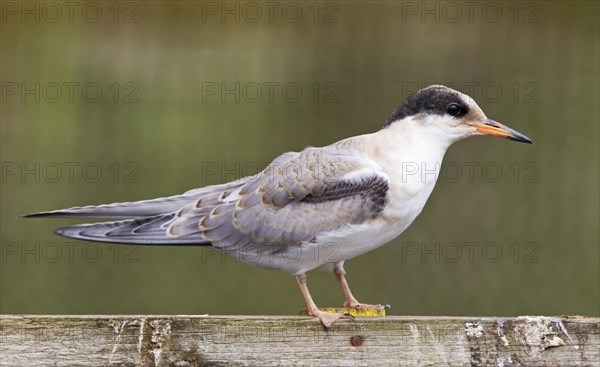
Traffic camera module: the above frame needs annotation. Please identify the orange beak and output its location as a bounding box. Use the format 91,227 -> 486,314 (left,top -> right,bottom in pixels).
473,119 -> 533,144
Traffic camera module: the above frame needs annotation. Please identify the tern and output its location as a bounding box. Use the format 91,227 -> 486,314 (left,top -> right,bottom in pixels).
25,85 -> 533,328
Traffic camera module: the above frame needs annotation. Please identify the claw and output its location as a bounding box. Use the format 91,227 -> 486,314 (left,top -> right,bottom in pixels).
342,313 -> 356,321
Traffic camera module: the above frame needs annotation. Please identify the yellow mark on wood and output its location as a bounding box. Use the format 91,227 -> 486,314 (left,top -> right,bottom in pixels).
299,307 -> 386,317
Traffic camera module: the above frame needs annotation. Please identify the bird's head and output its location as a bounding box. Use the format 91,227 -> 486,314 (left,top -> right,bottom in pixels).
384,85 -> 533,145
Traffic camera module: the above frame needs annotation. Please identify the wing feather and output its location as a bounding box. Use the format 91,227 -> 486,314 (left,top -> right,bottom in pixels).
168,146 -> 389,249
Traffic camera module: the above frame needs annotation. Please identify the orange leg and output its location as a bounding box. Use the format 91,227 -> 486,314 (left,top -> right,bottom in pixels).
296,274 -> 353,329
334,263 -> 389,309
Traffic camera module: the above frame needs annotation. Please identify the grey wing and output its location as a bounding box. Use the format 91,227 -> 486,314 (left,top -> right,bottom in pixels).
167,147 -> 390,250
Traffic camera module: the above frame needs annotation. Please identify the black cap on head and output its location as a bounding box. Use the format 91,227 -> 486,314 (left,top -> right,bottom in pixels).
384,85 -> 469,127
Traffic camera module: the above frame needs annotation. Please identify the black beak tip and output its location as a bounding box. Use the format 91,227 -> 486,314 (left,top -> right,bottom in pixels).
508,135 -> 534,144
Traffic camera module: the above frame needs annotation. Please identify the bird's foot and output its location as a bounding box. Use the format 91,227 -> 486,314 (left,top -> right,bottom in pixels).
309,309 -> 354,330
343,301 -> 391,310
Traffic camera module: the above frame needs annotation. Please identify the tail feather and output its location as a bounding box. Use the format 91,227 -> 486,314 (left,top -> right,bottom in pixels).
22,178 -> 250,245
23,193 -> 203,219
54,213 -> 211,245
22,179 -> 248,219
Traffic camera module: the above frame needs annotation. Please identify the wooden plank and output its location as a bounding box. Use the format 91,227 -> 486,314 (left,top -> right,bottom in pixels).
0,315 -> 598,366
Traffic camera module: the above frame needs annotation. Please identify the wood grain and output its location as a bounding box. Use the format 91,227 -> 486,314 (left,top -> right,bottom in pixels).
1,315 -> 598,366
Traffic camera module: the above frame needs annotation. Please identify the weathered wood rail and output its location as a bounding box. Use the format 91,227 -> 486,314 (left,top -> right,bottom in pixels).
0,315 -> 598,366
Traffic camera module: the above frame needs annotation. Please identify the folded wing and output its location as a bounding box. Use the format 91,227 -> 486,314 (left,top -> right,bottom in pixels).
168,147 -> 390,251
25,147 -> 389,247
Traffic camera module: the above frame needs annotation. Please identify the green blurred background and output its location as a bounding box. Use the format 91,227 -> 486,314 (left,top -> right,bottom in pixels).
1,1 -> 598,317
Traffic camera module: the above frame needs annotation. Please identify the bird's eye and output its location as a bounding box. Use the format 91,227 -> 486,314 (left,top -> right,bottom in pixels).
446,103 -> 462,117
